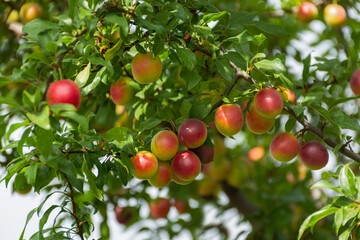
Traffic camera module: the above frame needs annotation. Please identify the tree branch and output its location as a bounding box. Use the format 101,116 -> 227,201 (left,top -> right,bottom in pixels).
63,174 -> 84,240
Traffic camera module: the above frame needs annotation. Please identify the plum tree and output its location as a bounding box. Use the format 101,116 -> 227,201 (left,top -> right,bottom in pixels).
254,88 -> 283,118
148,161 -> 172,188
270,133 -> 300,162
324,4 -> 347,27
171,150 -> 201,181
131,151 -> 158,179
215,104 -> 243,137
131,52 -> 162,84
149,198 -> 171,219
110,77 -> 134,105
151,130 -> 179,161
300,141 -> 329,170
47,80 -> 81,109
178,119 -> 207,148
297,2 -> 318,23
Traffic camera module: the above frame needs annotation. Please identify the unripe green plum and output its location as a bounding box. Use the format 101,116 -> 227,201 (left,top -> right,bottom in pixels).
350,69 -> 360,95
148,161 -> 172,188
324,4 -> 347,27
178,119 -> 207,148
254,88 -> 283,118
215,104 -> 243,137
110,77 -> 134,105
245,102 -> 275,134
149,198 -> 171,219
270,133 -> 300,162
131,151 -> 158,179
151,130 -> 179,161
131,52 -> 162,84
20,3 -> 43,23
297,2 -> 318,23
300,140 -> 328,170
47,80 -> 81,109
171,150 -> 201,182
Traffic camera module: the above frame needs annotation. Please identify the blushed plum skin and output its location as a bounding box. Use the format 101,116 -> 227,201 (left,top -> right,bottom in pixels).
270,133 -> 300,162
47,80 -> 81,109
131,52 -> 162,84
172,174 -> 192,185
114,206 -> 132,225
278,87 -> 296,104
178,119 -> 207,148
110,77 -> 134,105
131,151 -> 158,179
151,130 -> 179,161
324,4 -> 347,27
254,88 -> 283,118
300,140 -> 329,170
191,144 -> 214,164
297,2 -> 318,23
245,102 -> 275,134
171,150 -> 201,181
148,161 -> 172,188
350,69 -> 360,95
215,104 -> 243,137
149,198 -> 171,219
174,199 -> 188,214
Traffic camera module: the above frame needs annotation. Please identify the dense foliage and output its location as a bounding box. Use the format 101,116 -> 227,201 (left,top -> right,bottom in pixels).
1,0 -> 360,239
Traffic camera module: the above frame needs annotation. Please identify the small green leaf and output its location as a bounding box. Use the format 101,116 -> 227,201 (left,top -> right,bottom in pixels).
180,68 -> 201,90
330,110 -> 360,132
82,160 -> 104,201
25,163 -> 38,186
82,66 -> 107,96
298,206 -> 337,240
27,106 -> 51,130
105,38 -> 123,61
68,0 -> 78,19
334,207 -> 344,235
139,118 -> 162,132
75,62 -> 91,88
311,180 -> 341,194
34,127 -> 52,158
339,164 -> 356,198
60,111 -> 89,133
255,58 -> 285,74
19,207 -> 38,240
253,21 -> 287,36
104,15 -> 129,39
339,228 -> 352,240
176,46 -> 197,70
103,127 -> 129,142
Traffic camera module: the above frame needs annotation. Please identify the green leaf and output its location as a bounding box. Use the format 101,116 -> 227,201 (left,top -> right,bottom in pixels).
0,141 -> 19,154
330,110 -> 360,132
253,21 -> 287,36
334,207 -> 344,235
22,19 -> 60,41
135,17 -> 166,37
25,163 -> 38,186
202,11 -> 230,25
276,73 -> 295,92
17,127 -> 32,155
302,53 -> 311,84
139,117 -> 162,132
180,68 -> 201,90
180,102 -> 192,119
82,66 -> 107,96
60,111 -> 89,133
190,98 -> 212,119
285,117 -> 296,132
27,106 -> 51,130
176,46 -> 197,70
19,207 -> 38,240
34,127 -> 53,158
215,58 -> 235,82
0,96 -> 23,109
255,58 -> 285,74
39,205 -> 58,237
105,38 -> 123,61
298,206 -> 337,240
104,15 -> 129,39
103,127 -> 129,142
68,0 -> 78,19
82,160 -> 104,201
339,228 -> 352,240
194,25 -> 212,39
311,180 -> 341,194
75,62 -> 91,88
339,164 -> 356,198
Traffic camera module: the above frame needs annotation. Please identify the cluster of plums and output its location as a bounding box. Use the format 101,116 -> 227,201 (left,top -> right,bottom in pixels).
131,118 -> 212,187
114,198 -> 188,224
297,2 -> 347,27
